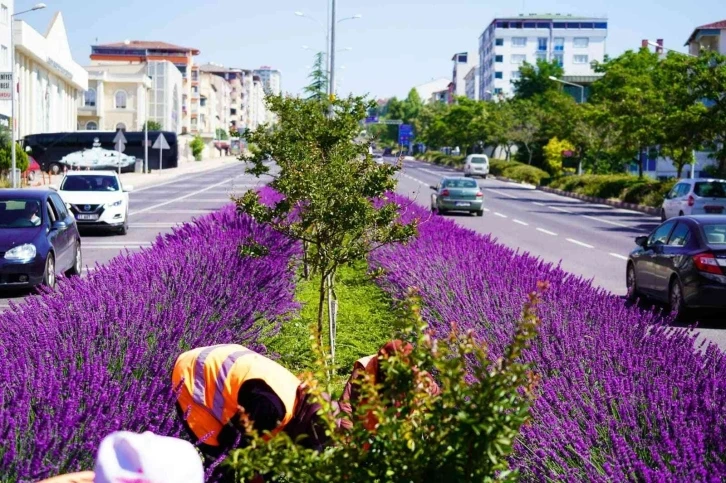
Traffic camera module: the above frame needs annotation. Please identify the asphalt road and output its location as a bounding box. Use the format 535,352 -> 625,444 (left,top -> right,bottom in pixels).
394,158 -> 726,350
0,161 -> 264,310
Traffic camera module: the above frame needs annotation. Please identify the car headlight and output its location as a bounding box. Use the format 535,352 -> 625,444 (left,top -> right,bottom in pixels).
5,243 -> 36,261
107,199 -> 124,207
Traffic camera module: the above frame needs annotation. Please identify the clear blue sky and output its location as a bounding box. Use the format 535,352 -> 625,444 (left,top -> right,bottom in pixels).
18,0 -> 726,100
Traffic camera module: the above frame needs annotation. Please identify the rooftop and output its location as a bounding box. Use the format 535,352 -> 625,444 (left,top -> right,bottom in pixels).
685,19 -> 726,45
92,41 -> 200,55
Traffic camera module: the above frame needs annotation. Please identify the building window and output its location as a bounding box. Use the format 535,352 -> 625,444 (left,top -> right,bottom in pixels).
85,121 -> 98,130
495,55 -> 503,63
573,54 -> 589,64
573,37 -> 590,48
554,37 -> 565,51
537,38 -> 548,51
84,88 -> 96,107
553,22 -> 566,29
511,54 -> 526,65
0,45 -> 7,69
594,22 -> 607,29
494,88 -> 502,94
535,52 -> 547,62
495,38 -> 504,46
114,90 -> 127,109
553,53 -> 564,66
523,22 -> 536,28
0,4 -> 7,25
494,71 -> 503,79
511,37 -> 527,47
116,122 -> 126,130
511,71 -> 522,80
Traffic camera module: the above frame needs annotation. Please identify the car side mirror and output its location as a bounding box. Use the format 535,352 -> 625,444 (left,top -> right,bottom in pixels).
124,185 -> 134,192
51,220 -> 67,231
635,236 -> 648,248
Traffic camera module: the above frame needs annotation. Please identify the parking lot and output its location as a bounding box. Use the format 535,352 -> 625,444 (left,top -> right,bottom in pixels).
0,162 -> 266,310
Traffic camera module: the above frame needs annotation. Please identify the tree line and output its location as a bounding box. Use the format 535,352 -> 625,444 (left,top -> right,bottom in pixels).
371,48 -> 726,179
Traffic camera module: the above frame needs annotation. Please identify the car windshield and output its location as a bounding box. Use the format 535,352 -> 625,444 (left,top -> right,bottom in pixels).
703,224 -> 726,245
470,157 -> 487,164
61,175 -> 120,192
0,199 -> 42,228
443,179 -> 478,189
694,181 -> 726,198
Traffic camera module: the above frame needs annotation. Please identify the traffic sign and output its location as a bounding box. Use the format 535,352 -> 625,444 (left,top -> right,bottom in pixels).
365,115 -> 379,124
0,72 -> 12,100
153,133 -> 170,173
398,124 -> 413,146
113,129 -> 127,153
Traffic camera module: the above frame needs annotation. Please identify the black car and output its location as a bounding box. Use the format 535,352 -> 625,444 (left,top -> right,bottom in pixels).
0,190 -> 82,289
626,215 -> 726,315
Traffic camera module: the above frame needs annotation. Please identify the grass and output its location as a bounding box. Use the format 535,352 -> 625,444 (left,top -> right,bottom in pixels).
263,261 -> 396,393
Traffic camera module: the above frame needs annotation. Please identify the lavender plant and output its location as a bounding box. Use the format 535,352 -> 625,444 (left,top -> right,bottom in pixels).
0,205 -> 299,482
370,194 -> 726,482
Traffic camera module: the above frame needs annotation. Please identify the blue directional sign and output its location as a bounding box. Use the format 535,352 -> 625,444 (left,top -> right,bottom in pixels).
398,124 -> 413,146
365,115 -> 379,124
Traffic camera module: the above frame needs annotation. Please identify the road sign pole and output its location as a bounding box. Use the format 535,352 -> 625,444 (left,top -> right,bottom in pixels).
159,145 -> 162,174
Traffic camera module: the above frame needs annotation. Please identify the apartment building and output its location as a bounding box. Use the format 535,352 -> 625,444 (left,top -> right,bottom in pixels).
686,19 -> 726,55
0,1 -> 11,123
450,52 -> 473,101
253,66 -> 281,96
89,40 -> 199,133
463,65 -> 479,100
478,14 -> 607,100
414,78 -> 451,105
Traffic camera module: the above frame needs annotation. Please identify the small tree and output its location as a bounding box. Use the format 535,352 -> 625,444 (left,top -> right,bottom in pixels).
236,95 -> 417,362
143,120 -> 162,131
543,137 -> 575,175
189,135 -> 205,161
510,100 -> 540,164
0,125 -> 28,175
216,128 -> 229,140
303,52 -> 329,101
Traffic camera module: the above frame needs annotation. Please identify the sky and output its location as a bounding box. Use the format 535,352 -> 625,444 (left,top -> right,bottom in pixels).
17,0 -> 726,100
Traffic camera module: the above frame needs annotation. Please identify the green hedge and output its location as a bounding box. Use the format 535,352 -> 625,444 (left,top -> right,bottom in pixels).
549,174 -> 676,208
420,153 -> 550,185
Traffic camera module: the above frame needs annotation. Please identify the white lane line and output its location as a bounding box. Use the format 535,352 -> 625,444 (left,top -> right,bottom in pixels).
175,198 -> 233,203
513,219 -> 529,226
129,175 -> 249,216
130,222 -> 179,227
488,188 -> 519,199
550,206 -> 572,213
483,208 -> 491,212
582,214 -> 629,228
83,245 -> 151,250
494,212 -> 507,218
139,209 -> 214,214
132,163 -> 247,192
533,202 -> 546,206
609,253 -> 629,261
566,238 -> 594,249
537,228 -> 557,236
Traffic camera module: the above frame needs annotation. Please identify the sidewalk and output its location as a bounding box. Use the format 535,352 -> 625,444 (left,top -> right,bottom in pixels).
28,156 -> 242,190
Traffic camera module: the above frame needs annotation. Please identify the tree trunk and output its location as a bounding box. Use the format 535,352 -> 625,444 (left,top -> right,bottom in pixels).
316,273 -> 326,351
302,242 -> 310,279
526,145 -> 533,165
327,272 -> 337,367
638,148 -> 644,179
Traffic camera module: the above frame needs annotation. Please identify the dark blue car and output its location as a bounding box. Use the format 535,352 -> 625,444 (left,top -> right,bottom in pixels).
0,189 -> 82,289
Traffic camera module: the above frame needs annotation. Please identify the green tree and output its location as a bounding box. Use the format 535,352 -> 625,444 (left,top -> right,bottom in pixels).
236,95 -> 417,359
440,97 -> 487,154
189,135 -> 205,161
416,101 -> 451,150
569,103 -> 620,174
513,59 -> 565,100
143,120 -> 162,131
510,100 -> 541,164
690,50 -> 726,176
216,128 -> 229,140
543,137 -> 576,175
483,101 -> 517,160
0,125 -> 28,175
304,52 -> 329,101
402,88 -> 423,124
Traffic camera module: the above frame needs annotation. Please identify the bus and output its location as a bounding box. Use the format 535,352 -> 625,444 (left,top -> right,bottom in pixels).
22,131 -> 179,174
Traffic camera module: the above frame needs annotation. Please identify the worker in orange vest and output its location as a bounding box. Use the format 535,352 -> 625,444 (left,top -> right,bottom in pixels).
340,340 -> 440,431
172,344 -> 330,477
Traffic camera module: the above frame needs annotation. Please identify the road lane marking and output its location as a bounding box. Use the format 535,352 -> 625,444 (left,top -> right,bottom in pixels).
177,198 -> 234,203
494,212 -> 507,218
513,219 -> 529,226
487,188 -> 519,199
130,223 -> 180,227
537,228 -> 557,236
132,163 -> 246,192
140,209 -> 215,214
483,208 -> 490,212
533,202 -> 546,206
129,175 -> 249,216
566,238 -> 594,249
609,253 -> 629,261
582,215 -> 629,228
550,206 -> 572,213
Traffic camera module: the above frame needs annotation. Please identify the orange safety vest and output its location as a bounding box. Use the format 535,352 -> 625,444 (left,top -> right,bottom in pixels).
172,344 -> 300,446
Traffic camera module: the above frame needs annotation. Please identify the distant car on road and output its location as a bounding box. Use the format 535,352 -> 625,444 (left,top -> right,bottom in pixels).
463,154 -> 489,178
430,177 -> 484,216
661,178 -> 726,221
56,171 -> 133,235
626,215 -> 726,316
0,190 -> 82,289
372,153 -> 384,164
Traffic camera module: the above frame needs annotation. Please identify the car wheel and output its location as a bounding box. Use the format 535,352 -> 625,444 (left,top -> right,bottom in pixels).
43,254 -> 56,289
625,263 -> 639,302
476,210 -> 484,217
49,163 -> 62,175
678,211 -> 684,217
669,277 -> 687,319
66,242 -> 82,277
438,208 -> 448,216
118,214 -> 128,235
660,209 -> 666,222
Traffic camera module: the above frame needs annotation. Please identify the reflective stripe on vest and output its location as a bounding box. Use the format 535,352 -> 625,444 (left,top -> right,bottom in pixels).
173,344 -> 300,446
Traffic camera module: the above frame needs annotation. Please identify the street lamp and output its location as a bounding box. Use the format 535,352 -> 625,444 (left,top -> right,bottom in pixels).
10,2 -> 46,188
548,75 -> 585,103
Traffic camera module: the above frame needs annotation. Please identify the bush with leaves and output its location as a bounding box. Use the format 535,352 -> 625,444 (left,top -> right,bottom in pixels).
190,135 -> 205,161
0,125 -> 28,175
224,289 -> 540,482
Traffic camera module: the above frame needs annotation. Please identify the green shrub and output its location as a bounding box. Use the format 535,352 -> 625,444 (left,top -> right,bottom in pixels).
488,159 -> 511,176
550,174 -> 677,208
189,135 -> 205,161
502,164 -> 550,185
226,289 -> 540,482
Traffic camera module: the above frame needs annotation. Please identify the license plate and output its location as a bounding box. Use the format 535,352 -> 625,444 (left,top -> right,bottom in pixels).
455,202 -> 470,207
77,214 -> 99,221
705,206 -> 724,214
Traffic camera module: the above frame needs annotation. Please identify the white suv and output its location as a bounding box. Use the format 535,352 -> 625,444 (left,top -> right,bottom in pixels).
463,154 -> 489,178
661,178 -> 726,221
56,171 -> 133,235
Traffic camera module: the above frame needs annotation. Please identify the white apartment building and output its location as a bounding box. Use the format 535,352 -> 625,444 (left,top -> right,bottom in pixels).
478,14 -> 607,100
451,52 -> 473,100
146,60 -> 183,133
686,19 -> 726,55
463,65 -> 479,100
14,12 -> 87,138
0,1 -> 12,123
414,78 -> 451,105
253,66 -> 281,96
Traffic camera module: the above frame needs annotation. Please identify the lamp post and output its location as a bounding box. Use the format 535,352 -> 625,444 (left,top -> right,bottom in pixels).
10,3 -> 46,188
548,75 -> 585,103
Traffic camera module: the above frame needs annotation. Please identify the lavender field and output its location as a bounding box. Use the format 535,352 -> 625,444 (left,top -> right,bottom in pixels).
370,194 -> 726,482
0,205 -> 299,482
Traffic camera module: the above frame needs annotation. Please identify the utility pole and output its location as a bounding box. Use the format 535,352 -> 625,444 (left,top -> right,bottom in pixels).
328,0 -> 336,98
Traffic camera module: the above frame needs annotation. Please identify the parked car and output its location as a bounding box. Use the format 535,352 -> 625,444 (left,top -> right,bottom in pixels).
0,190 -> 82,289
660,178 -> 726,221
626,215 -> 726,316
463,154 -> 489,178
56,171 -> 133,235
430,177 -> 484,216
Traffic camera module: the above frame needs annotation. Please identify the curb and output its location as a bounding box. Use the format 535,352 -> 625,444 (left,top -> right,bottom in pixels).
537,186 -> 659,216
